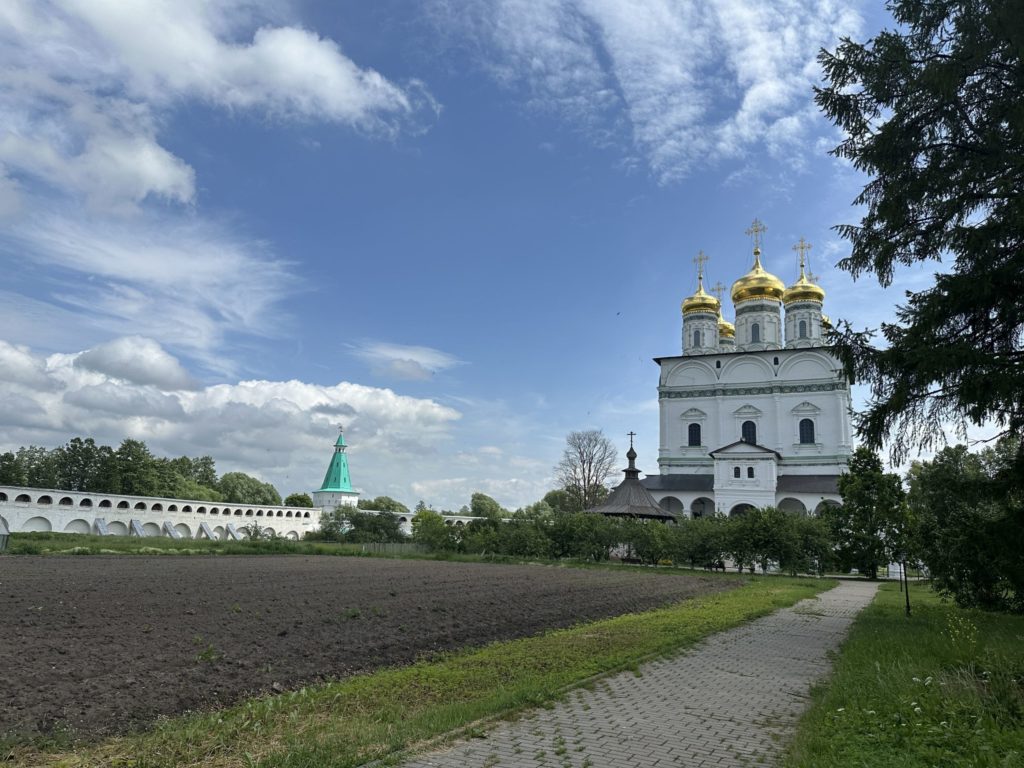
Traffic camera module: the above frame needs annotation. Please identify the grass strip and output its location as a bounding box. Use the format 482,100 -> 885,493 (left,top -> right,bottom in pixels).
19,576 -> 830,768
785,583 -> 1024,768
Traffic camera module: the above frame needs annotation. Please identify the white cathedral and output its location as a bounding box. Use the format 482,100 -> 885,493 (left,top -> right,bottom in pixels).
640,220 -> 852,518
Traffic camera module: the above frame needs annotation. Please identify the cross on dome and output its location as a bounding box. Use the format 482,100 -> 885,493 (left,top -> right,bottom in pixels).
710,281 -> 726,302
692,250 -> 709,281
792,237 -> 812,271
745,218 -> 767,252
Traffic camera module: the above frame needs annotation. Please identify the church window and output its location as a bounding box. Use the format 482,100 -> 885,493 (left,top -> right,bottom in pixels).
747,466 -> 754,479
799,320 -> 808,338
799,418 -> 815,444
733,466 -> 740,478
751,323 -> 761,343
773,356 -> 780,365
688,423 -> 701,446
741,420 -> 757,444
716,360 -> 721,368
693,329 -> 701,348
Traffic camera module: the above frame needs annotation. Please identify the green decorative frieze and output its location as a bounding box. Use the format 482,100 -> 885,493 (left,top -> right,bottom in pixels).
659,381 -> 847,399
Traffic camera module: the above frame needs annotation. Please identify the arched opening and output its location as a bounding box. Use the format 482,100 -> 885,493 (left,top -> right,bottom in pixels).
799,418 -> 815,444
181,505 -> 192,513
37,495 -> 53,505
256,510 -> 264,516
687,423 -> 701,447
134,502 -> 147,510
234,509 -> 242,516
64,519 -> 91,534
286,531 -> 298,540
658,496 -> 685,516
0,492 -> 6,503
814,500 -> 841,517
798,319 -> 808,338
59,496 -> 73,506
398,517 -> 408,524
21,516 -> 52,532
455,520 -> 464,527
15,494 -> 30,503
303,512 -> 310,519
747,466 -> 755,479
79,498 -> 93,507
693,329 -> 701,348
174,523 -> 191,538
141,522 -> 161,537
778,498 -> 807,515
107,520 -> 128,536
286,511 -> 293,518
245,510 -> 253,516
729,503 -> 756,517
117,501 -> 129,509
98,499 -> 112,508
741,420 -> 757,444
277,511 -> 283,517
690,497 -> 714,519
168,504 -> 178,512
751,323 -> 761,343
264,527 -> 276,537
210,507 -> 219,514
733,466 -> 741,478
213,525 -> 225,539
197,506 -> 207,514
152,503 -> 163,511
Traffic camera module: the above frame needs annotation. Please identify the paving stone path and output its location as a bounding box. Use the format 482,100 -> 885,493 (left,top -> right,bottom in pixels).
401,580 -> 879,768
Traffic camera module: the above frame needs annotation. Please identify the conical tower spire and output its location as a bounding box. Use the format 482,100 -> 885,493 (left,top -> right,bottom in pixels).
318,426 -> 354,492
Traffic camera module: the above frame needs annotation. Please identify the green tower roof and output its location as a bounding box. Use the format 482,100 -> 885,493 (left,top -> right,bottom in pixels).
318,431 -> 354,492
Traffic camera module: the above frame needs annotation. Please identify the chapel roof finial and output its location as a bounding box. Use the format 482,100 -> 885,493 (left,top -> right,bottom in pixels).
625,432 -> 638,475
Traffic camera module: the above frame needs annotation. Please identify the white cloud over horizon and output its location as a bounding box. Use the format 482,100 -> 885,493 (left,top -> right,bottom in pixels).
350,341 -> 466,381
430,0 -> 862,182
0,337 -> 556,510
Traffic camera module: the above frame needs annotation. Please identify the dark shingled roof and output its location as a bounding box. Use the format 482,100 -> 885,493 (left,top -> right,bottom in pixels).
640,474 -> 714,492
587,445 -> 676,520
776,475 -> 841,494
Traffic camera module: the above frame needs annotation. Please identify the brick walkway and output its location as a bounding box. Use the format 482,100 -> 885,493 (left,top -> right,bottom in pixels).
400,580 -> 879,768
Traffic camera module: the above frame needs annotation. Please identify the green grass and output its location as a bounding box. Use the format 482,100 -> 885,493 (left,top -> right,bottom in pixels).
1,531 -> 366,556
786,583 -> 1024,768
14,576 -> 831,768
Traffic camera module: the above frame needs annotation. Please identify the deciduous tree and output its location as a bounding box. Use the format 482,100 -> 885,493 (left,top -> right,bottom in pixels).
554,430 -> 617,511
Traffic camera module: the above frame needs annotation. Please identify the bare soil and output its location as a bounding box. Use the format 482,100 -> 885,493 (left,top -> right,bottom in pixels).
0,556 -> 733,742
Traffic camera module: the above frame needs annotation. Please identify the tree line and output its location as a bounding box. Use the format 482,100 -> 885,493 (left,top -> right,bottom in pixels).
0,437 -> 313,507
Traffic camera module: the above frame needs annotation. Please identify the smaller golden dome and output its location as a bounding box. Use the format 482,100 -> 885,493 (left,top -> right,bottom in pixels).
681,278 -> 721,315
717,313 -> 735,339
731,250 -> 785,303
783,267 -> 825,305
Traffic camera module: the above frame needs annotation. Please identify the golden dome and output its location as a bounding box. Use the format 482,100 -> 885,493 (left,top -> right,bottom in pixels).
681,277 -> 721,315
783,266 -> 825,305
731,250 -> 785,303
717,314 -> 735,339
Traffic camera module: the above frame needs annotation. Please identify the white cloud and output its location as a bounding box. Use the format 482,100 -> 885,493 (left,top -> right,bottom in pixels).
430,0 -> 862,181
0,0 -> 436,211
75,336 -> 197,390
351,341 -> 466,381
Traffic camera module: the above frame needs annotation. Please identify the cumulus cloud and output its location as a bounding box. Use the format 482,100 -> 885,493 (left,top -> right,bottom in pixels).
0,0 -> 436,211
74,336 -> 196,390
0,338 -> 465,502
430,0 -> 861,182
351,341 -> 466,381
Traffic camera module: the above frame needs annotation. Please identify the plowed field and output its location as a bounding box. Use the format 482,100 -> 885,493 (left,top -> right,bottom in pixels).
0,556 -> 733,741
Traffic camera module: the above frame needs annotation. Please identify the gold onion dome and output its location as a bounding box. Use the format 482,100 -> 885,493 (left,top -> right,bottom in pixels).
718,314 -> 735,339
783,267 -> 826,305
681,277 -> 721,315
731,249 -> 785,303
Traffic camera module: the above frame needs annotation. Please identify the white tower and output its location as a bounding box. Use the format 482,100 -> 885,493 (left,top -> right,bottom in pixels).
784,237 -> 826,348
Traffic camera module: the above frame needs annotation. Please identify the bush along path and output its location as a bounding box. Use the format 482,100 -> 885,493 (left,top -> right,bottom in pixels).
400,580 -> 879,768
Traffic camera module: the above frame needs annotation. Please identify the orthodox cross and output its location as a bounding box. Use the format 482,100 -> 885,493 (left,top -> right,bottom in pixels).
745,218 -> 767,251
337,424 -> 344,435
692,250 -> 709,281
792,237 -> 812,271
808,271 -> 820,283
627,431 -> 636,448
710,281 -> 726,303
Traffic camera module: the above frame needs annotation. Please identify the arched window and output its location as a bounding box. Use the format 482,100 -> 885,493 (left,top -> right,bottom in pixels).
747,466 -> 754,479
741,420 -> 757,444
693,329 -> 701,348
687,423 -> 701,446
733,466 -> 741,479
799,319 -> 808,338
799,418 -> 816,444
751,323 -> 761,343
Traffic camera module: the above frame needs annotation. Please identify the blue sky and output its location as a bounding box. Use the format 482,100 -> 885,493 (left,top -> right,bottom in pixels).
1,0 -> 930,510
